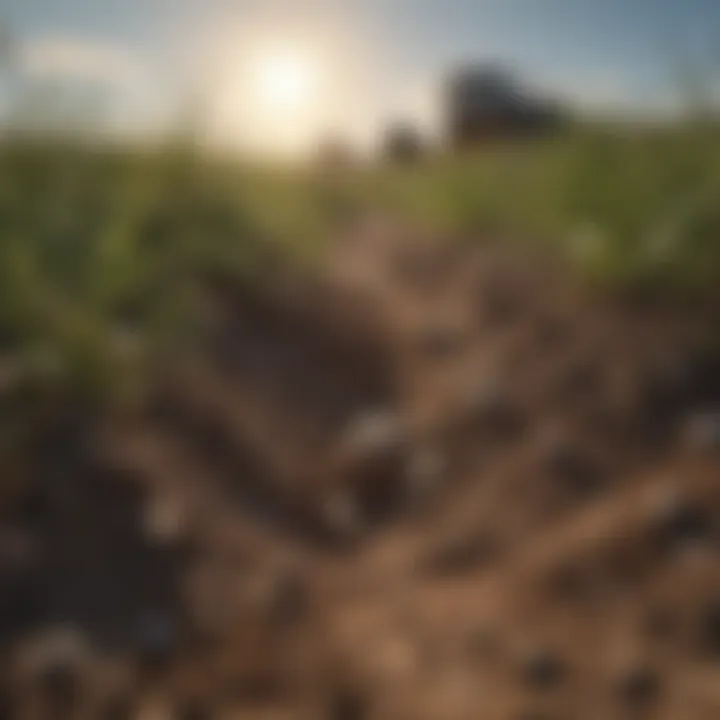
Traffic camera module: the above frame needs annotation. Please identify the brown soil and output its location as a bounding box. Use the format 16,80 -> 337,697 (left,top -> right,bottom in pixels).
2,217 -> 720,719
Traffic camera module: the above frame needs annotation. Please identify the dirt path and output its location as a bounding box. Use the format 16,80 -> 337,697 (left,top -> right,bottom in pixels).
2,217 -> 720,719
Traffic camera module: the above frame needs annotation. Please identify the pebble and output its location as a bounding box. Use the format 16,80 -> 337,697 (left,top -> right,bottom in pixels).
342,410 -> 405,456
142,493 -> 187,545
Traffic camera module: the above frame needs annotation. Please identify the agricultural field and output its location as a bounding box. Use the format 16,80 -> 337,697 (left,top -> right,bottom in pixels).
0,123 -> 720,719
3,122 -> 719,409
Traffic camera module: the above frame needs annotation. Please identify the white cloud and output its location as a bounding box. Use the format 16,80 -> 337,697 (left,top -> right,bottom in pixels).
6,35 -> 177,138
20,36 -> 145,91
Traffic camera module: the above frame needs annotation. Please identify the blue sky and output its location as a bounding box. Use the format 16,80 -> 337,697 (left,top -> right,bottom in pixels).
2,0 -> 719,149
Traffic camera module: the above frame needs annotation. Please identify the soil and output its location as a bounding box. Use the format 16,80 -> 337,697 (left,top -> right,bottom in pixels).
1,216 -> 720,719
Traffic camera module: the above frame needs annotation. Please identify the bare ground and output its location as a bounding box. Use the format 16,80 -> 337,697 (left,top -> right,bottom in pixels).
2,217 -> 720,719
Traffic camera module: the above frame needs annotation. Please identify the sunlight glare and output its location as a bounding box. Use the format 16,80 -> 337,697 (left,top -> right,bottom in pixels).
255,48 -> 318,113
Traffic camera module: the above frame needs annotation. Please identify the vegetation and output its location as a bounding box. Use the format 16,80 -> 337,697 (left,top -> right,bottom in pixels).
0,119 -> 719,409
0,140 -> 340,408
353,122 -> 720,293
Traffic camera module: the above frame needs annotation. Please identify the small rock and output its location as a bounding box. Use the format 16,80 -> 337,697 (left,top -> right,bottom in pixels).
615,664 -> 661,707
142,493 -> 187,545
336,409 -> 409,521
342,410 -> 404,455
518,649 -> 567,691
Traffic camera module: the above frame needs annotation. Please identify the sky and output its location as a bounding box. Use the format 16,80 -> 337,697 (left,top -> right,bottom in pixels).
1,0 -> 719,154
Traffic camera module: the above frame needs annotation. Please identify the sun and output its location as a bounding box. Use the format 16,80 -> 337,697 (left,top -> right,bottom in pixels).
255,48 -> 318,112
208,38 -> 332,156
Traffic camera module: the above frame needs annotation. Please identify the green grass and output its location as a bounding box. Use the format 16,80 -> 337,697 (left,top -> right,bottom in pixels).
0,141 -> 336,407
347,122 -> 720,293
0,122 -> 719,409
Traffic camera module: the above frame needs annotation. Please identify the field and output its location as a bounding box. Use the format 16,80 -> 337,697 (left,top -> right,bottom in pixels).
2,124 -> 720,404
1,125 -> 720,718
356,123 -> 720,292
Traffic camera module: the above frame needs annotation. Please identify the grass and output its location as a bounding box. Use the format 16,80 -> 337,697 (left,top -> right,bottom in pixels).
0,140 -> 332,408
0,120 -> 719,410
348,121 -> 720,293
